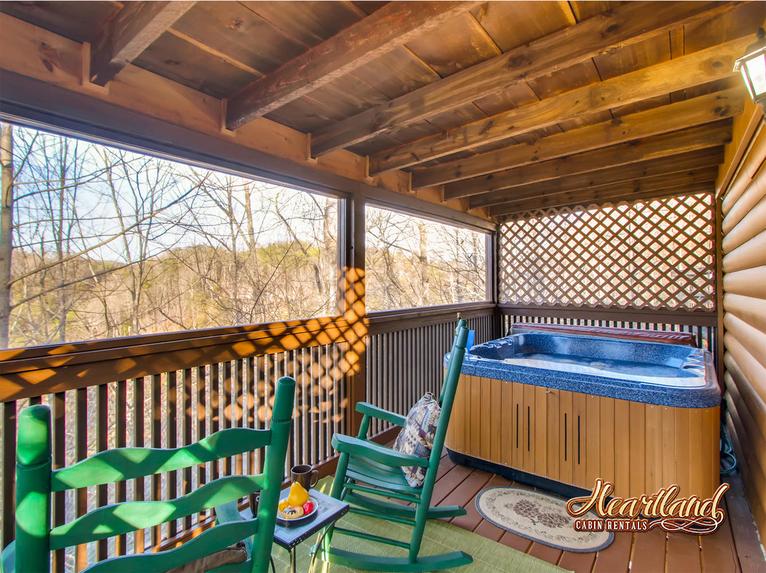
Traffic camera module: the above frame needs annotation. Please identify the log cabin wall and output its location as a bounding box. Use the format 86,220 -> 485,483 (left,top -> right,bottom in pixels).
717,99 -> 766,537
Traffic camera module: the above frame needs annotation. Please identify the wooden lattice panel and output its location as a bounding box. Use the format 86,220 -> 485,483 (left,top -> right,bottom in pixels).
499,193 -> 715,311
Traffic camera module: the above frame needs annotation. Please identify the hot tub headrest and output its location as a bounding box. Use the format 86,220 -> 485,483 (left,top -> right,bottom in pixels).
509,323 -> 697,347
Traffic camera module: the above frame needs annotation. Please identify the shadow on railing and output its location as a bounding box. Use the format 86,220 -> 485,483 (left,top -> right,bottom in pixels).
0,315 -> 356,571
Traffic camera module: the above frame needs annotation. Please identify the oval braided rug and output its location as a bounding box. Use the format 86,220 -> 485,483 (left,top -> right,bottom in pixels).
475,487 -> 613,553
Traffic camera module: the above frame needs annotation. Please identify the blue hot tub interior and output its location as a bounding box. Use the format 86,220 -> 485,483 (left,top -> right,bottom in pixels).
458,333 -> 718,407
469,333 -> 703,380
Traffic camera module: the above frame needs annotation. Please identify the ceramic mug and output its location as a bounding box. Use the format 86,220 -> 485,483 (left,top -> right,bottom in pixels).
248,493 -> 260,514
291,464 -> 319,490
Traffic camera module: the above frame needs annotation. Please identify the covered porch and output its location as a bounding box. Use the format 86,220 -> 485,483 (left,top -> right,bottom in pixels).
1,2 -> 766,572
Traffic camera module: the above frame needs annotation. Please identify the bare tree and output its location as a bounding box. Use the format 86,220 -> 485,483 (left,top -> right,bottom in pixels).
3,124 -> 482,348
0,124 -> 13,347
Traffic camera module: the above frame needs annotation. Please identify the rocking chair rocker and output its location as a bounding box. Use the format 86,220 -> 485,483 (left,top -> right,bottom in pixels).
320,318 -> 472,572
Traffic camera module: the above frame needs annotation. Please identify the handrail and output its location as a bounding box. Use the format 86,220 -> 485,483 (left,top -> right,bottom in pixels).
368,301 -> 494,322
0,316 -> 356,402
0,316 -> 353,362
0,302 -> 497,402
498,303 -> 717,326
368,302 -> 495,334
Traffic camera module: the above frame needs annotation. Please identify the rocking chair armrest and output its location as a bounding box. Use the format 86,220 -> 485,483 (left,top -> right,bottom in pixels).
332,434 -> 428,468
355,402 -> 406,427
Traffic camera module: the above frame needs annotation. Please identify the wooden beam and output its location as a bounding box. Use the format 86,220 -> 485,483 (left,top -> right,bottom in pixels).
444,120 -> 732,200
495,182 -> 715,217
470,148 -> 724,209
226,1 -> 478,129
90,1 -> 196,85
0,69 -> 494,234
412,87 -> 743,189
309,1 -> 735,156
375,38 -> 751,175
498,304 -> 717,326
490,168 -> 718,216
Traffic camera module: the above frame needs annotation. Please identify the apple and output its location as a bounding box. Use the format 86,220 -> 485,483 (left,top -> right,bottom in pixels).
302,501 -> 315,514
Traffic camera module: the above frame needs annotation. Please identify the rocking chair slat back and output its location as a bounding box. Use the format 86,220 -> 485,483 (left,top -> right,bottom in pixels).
4,376 -> 296,573
51,427 -> 273,491
323,318 -> 473,572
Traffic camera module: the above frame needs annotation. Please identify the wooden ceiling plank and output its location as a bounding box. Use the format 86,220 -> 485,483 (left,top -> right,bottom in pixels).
411,86 -> 743,188
470,148 -> 724,209
375,37 -> 750,175
309,1 -> 735,156
90,1 -> 197,86
226,1 -> 479,129
444,119 -> 732,200
493,177 -> 716,217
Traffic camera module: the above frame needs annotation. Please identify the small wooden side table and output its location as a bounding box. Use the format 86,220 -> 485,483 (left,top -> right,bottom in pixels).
243,489 -> 348,573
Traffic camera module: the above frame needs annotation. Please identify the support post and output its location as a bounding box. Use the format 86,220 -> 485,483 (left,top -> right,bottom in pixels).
713,193 -> 725,387
339,194 -> 367,436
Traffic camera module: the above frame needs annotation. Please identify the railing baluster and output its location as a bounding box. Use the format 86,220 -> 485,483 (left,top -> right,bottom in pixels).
96,383 -> 109,561
1,400 -> 16,548
167,370 -> 178,538
182,368 -> 193,531
210,364 -> 221,480
253,356 -> 263,474
309,346 -> 318,466
244,357 -> 255,474
52,392 -> 66,572
113,380 -> 127,556
300,347 -> 308,466
151,373 -> 162,548
133,377 -> 145,554
234,359 -> 244,475
195,365 -> 207,520
75,387 -> 88,571
223,361 -> 233,476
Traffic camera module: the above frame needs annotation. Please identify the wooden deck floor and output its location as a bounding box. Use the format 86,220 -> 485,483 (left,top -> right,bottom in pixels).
430,453 -> 765,573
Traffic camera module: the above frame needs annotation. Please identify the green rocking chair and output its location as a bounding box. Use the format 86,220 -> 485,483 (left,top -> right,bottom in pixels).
321,319 -> 472,572
1,376 -> 296,573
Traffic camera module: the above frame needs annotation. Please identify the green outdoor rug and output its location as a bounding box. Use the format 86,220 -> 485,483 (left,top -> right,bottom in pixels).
269,478 -> 568,573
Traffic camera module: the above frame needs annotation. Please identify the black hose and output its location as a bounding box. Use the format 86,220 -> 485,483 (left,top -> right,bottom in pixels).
720,424 -> 737,476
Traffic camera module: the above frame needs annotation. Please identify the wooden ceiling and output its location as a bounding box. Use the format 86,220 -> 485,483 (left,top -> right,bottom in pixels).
1,1 -> 763,220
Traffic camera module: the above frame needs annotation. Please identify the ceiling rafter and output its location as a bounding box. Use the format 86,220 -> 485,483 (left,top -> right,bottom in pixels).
374,38 -> 751,176
226,1 -> 480,130
89,1 -> 197,86
411,86 -> 743,189
308,1 -> 735,157
492,173 -> 717,217
469,148 -> 724,209
444,120 -> 732,200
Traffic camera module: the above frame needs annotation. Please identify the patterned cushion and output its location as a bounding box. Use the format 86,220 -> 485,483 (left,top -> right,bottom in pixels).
393,393 -> 441,487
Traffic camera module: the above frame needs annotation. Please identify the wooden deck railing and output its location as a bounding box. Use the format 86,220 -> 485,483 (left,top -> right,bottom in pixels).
0,303 -> 498,572
0,301 -> 717,571
0,317 -> 356,571
366,302 -> 499,436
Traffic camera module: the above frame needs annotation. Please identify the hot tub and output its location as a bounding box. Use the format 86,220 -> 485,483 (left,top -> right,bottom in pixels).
445,333 -> 720,499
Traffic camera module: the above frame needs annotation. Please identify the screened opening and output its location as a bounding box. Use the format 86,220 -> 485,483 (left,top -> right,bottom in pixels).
1,123 -> 339,348
365,205 -> 488,312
